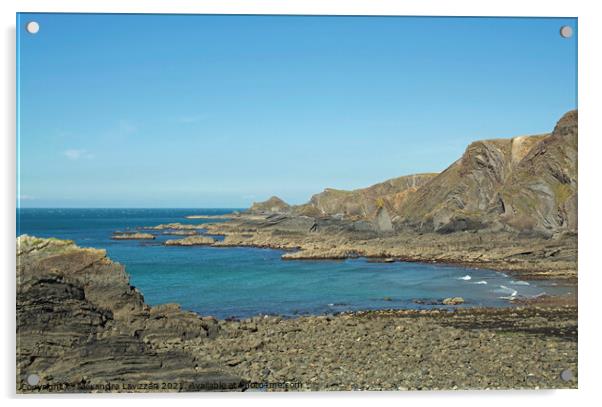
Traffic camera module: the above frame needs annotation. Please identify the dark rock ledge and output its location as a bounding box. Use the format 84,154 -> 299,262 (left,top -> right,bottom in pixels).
16,235 -> 244,393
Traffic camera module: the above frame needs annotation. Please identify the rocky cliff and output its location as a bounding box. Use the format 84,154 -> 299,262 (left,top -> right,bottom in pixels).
497,110 -> 578,234
294,173 -> 437,220
16,235 -> 243,392
248,110 -> 577,236
398,110 -> 577,235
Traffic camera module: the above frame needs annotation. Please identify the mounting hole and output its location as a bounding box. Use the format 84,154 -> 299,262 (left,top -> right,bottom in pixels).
560,369 -> 573,381
26,373 -> 40,386
560,25 -> 573,39
26,21 -> 40,34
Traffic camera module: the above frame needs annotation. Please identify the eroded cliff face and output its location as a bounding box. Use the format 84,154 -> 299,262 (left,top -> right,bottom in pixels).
398,110 -> 577,235
249,174 -> 437,221
498,110 -> 577,234
396,138 -> 535,232
295,173 -> 437,220
248,110 -> 577,236
16,235 -> 243,393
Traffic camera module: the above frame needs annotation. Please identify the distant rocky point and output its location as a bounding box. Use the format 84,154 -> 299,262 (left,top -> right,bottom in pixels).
249,196 -> 291,214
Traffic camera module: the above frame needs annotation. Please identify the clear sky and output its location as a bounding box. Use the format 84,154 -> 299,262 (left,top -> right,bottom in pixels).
17,14 -> 577,208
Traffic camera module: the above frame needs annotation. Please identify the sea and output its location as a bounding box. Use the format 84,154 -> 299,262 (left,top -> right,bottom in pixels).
16,208 -> 571,319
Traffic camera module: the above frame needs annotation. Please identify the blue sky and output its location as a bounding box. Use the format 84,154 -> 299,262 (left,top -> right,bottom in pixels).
17,14 -> 577,208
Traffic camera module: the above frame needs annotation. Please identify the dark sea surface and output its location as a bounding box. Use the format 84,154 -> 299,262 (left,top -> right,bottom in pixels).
17,208 -> 571,319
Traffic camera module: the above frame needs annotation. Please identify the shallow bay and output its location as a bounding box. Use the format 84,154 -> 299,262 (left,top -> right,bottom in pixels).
17,208 -> 570,319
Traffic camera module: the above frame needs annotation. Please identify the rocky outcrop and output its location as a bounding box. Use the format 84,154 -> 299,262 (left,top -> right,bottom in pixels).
270,110 -> 576,236
16,235 -> 243,393
442,297 -> 465,305
293,173 -> 437,221
112,232 -> 156,240
397,111 -> 577,235
142,223 -> 204,230
498,110 -> 578,235
164,236 -> 215,246
248,196 -> 291,214
204,214 -> 577,280
247,111 -> 577,236
373,206 -> 394,233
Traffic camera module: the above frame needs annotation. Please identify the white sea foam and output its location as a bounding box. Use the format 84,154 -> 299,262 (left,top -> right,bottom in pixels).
498,285 -> 518,297
473,280 -> 488,285
510,280 -> 530,286
459,275 -> 472,281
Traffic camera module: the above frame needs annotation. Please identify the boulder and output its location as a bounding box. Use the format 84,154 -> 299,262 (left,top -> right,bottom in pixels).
442,297 -> 465,305
164,236 -> 215,246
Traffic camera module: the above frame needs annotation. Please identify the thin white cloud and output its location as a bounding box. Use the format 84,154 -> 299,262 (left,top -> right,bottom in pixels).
63,149 -> 93,160
18,194 -> 35,201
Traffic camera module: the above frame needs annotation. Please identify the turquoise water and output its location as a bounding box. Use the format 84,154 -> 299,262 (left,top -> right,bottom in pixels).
17,208 -> 570,319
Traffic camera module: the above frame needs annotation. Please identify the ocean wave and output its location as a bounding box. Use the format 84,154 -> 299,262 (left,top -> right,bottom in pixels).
473,280 -> 488,285
497,285 -> 518,297
510,280 -> 530,286
458,275 -> 471,281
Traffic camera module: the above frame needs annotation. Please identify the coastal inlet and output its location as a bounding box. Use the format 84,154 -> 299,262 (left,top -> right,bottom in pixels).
17,208 -> 571,319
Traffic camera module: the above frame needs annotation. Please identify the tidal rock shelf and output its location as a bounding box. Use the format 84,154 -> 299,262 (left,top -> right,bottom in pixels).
201,215 -> 577,281
112,232 -> 156,240
164,236 -> 215,246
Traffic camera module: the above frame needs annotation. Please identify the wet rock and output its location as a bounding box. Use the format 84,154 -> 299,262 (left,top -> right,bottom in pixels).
143,223 -> 205,230
112,232 -> 155,240
16,235 -> 242,393
442,297 -> 465,305
164,236 -> 215,246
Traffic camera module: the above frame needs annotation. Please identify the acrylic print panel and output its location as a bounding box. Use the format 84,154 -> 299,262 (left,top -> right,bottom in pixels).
16,13 -> 577,393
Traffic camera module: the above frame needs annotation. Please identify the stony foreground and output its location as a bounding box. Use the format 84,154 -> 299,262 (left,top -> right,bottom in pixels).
189,306 -> 577,391
17,236 -> 577,392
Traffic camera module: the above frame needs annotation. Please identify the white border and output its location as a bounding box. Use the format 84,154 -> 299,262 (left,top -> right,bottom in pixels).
3,1 -> 601,406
